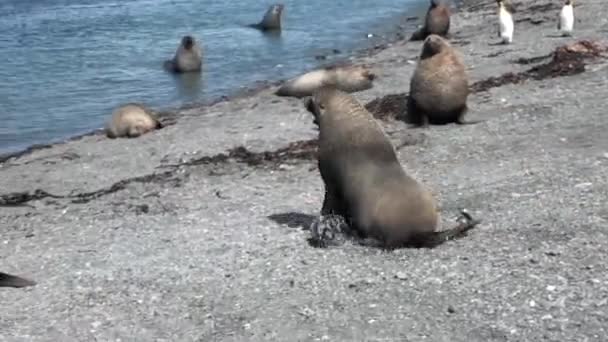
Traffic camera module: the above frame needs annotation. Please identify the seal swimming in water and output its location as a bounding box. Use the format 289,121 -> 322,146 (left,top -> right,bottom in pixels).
410,0 -> 451,41
558,0 -> 574,36
249,4 -> 284,31
275,65 -> 376,98
105,103 -> 163,139
305,86 -> 480,249
408,34 -> 478,126
0,272 -> 36,288
497,0 -> 514,44
164,35 -> 203,73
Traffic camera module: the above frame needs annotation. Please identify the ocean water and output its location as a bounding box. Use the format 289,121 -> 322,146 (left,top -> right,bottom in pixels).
0,0 -> 428,155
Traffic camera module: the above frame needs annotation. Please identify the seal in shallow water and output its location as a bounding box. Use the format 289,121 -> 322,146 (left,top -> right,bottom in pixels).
249,4 -> 284,31
164,35 -> 203,73
305,86 -> 479,248
410,0 -> 451,41
105,103 -> 162,139
275,64 -> 375,98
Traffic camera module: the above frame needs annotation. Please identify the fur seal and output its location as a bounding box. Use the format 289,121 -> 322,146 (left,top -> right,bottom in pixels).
304,86 -> 479,249
164,35 -> 203,73
410,0 -> 451,41
105,103 -> 162,139
275,65 -> 376,98
497,0 -> 514,44
0,272 -> 36,288
558,0 -> 574,36
408,34 -> 476,126
249,4 -> 284,31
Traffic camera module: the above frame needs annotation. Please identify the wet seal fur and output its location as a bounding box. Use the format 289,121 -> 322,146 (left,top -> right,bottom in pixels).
105,103 -> 163,139
275,64 -> 376,98
408,34 -> 480,126
164,35 -> 203,73
249,4 -> 284,31
0,272 -> 36,288
410,0 -> 451,41
305,86 -> 480,249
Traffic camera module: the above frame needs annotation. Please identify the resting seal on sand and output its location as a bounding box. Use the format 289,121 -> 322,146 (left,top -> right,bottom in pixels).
105,103 -> 162,139
249,4 -> 284,31
0,272 -> 36,288
410,0 -> 451,41
305,86 -> 479,248
164,35 -> 203,73
275,65 -> 375,98
408,34 -> 477,126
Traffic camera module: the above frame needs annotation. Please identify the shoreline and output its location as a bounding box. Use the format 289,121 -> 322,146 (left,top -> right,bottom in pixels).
0,3 -> 431,163
3,0 -> 608,340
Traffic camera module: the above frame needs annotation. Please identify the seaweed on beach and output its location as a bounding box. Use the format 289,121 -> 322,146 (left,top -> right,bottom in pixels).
0,189 -> 66,207
471,40 -> 608,93
364,93 -> 409,121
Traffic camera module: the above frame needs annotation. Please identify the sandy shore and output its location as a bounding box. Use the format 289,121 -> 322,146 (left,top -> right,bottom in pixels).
2,0 -> 608,340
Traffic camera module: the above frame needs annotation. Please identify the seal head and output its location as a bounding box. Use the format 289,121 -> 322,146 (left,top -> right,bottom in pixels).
251,4 -> 284,31
410,0 -> 451,41
164,35 -> 203,73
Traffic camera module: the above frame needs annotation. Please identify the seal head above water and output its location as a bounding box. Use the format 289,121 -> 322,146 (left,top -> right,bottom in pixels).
164,35 -> 203,73
249,4 -> 284,31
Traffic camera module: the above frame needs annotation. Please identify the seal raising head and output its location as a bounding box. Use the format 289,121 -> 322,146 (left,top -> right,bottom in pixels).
105,103 -> 163,139
305,87 -> 479,248
408,34 -> 473,126
164,35 -> 203,73
276,64 -> 376,98
250,4 -> 284,31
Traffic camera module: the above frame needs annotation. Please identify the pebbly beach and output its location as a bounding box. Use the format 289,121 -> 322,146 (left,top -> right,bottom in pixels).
2,0 -> 608,340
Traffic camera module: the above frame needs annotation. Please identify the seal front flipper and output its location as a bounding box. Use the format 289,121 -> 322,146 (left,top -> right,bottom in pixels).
0,272 -> 36,288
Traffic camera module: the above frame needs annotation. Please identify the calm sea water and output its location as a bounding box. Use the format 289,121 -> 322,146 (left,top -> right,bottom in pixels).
0,0 -> 427,154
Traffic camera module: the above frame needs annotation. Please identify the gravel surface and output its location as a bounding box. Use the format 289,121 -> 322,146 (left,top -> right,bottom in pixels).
2,0 -> 608,341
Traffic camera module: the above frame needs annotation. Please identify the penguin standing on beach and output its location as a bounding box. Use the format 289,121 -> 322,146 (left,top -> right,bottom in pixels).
496,0 -> 514,44
558,0 -> 574,36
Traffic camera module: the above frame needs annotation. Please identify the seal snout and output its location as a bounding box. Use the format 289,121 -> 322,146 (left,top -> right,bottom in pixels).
365,71 -> 376,81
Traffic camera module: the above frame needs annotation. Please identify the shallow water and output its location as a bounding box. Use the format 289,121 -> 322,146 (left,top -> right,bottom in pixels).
0,0 -> 428,154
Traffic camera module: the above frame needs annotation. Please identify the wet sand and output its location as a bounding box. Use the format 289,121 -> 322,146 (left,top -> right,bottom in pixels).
2,0 -> 608,340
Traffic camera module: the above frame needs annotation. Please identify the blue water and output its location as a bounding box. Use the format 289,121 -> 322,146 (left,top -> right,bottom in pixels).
0,0 -> 427,154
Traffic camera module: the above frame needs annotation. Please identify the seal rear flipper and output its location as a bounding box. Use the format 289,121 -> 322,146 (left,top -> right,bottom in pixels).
410,28 -> 427,41
0,272 -> 36,288
407,210 -> 481,248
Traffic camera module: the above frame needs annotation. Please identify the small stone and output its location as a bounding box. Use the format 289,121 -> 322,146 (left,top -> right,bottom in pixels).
395,272 -> 408,280
367,33 -> 374,38
546,285 -> 556,292
529,300 -> 536,307
541,314 -> 553,320
447,305 -> 456,314
603,153 -> 608,159
574,182 -> 592,189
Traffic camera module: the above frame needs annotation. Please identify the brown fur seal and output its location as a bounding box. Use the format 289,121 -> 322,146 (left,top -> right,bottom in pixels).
408,34 -> 478,126
105,103 -> 162,139
249,4 -> 284,31
0,272 -> 36,288
276,65 -> 376,98
305,86 -> 479,249
164,35 -> 203,73
410,0 -> 451,41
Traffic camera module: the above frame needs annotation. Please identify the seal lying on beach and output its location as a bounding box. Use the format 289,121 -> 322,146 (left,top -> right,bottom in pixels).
164,35 -> 203,73
105,103 -> 162,139
249,4 -> 284,31
0,272 -> 36,288
305,86 -> 479,249
408,34 -> 475,126
275,65 -> 376,98
410,0 -> 451,41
